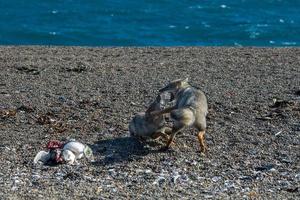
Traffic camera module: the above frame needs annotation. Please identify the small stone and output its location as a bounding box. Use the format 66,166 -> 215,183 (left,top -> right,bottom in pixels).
135,169 -> 143,173
281,159 -> 293,164
32,174 -> 41,179
212,176 -> 222,182
281,172 -> 288,176
11,186 -> 18,191
109,127 -> 116,132
153,176 -> 166,186
172,174 -> 181,184
239,176 -> 252,181
14,179 -> 20,184
224,180 -> 235,188
58,96 -> 67,102
255,164 -> 275,171
55,172 -> 65,177
269,168 -> 277,172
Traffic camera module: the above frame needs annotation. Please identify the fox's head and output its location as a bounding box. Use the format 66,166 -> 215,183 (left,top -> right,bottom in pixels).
146,94 -> 165,114
159,78 -> 190,94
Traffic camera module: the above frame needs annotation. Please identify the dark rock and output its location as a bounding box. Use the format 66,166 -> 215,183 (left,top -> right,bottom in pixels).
255,164 -> 275,171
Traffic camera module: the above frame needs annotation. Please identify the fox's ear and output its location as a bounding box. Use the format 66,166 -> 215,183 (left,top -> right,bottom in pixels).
156,94 -> 161,101
179,78 -> 189,87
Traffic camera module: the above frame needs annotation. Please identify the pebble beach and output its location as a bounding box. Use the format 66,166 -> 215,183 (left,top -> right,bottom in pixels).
0,46 -> 299,199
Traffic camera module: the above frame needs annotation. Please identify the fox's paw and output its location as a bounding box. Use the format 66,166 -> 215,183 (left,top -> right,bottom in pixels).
199,147 -> 207,156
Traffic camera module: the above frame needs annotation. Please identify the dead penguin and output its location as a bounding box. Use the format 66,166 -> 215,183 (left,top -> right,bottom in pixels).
62,140 -> 94,164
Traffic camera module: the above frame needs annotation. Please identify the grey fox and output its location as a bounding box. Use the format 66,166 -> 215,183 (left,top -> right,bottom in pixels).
151,78 -> 208,153
129,94 -> 172,142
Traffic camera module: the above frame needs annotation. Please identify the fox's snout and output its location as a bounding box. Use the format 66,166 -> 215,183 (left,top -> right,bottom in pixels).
158,87 -> 166,93
159,85 -> 172,93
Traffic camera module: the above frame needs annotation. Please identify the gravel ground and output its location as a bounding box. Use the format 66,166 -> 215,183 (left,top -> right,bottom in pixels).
0,46 -> 299,199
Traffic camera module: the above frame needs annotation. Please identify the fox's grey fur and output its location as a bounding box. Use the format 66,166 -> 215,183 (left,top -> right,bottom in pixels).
151,78 -> 208,153
129,95 -> 171,140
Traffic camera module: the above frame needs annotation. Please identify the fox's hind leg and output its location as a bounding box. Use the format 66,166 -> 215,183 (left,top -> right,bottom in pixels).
197,131 -> 207,154
195,114 -> 207,154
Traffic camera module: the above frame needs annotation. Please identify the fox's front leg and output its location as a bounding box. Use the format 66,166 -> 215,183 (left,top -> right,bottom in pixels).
151,131 -> 169,140
163,125 -> 185,150
163,127 -> 172,135
164,108 -> 194,150
150,106 -> 176,116
152,127 -> 175,146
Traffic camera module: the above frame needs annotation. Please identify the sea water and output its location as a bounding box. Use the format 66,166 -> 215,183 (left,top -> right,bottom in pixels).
0,0 -> 299,46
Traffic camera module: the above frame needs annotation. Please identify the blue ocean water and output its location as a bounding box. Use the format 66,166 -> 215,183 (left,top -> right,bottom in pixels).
0,0 -> 299,46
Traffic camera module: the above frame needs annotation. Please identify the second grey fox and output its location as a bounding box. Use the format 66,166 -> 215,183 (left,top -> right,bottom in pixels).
151,78 -> 208,153
129,94 -> 172,142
